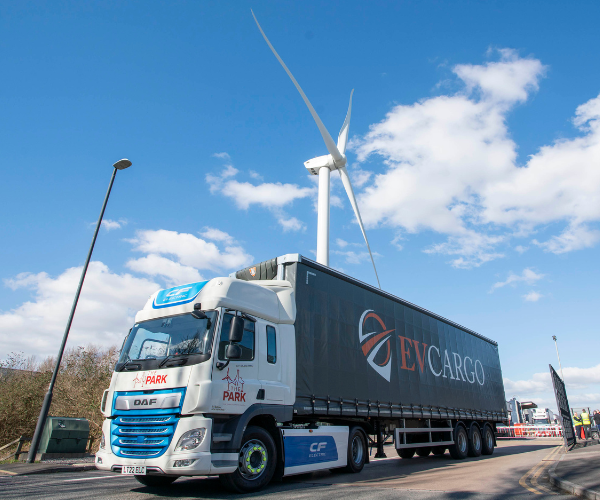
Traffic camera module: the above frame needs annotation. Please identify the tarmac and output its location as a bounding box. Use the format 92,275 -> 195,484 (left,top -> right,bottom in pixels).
549,440 -> 600,499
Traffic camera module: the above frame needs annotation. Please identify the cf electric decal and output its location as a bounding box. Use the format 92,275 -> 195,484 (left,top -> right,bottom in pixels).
132,370 -> 168,388
152,280 -> 209,309
359,310 -> 395,382
222,368 -> 246,402
359,309 -> 485,385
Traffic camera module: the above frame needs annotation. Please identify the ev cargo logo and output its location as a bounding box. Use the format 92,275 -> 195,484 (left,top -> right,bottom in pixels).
359,310 -> 485,385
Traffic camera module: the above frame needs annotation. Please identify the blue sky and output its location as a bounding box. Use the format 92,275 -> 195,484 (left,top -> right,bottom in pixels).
2,0 -> 600,411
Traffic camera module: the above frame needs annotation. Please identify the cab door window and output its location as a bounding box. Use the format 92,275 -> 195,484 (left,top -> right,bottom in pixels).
218,313 -> 255,361
266,325 -> 277,364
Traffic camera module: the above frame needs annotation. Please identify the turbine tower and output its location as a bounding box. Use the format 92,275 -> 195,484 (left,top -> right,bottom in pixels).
252,12 -> 381,288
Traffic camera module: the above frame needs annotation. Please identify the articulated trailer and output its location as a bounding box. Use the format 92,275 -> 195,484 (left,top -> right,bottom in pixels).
95,254 -> 507,492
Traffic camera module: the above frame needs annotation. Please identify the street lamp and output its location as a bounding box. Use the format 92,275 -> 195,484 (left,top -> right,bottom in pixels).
552,335 -> 565,381
26,159 -> 132,463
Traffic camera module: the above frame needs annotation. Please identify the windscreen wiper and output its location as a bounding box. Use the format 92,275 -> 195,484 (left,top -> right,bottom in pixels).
120,358 -> 141,371
158,355 -> 187,369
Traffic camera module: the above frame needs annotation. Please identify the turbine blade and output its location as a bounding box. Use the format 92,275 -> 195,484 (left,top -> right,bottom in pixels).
251,10 -> 343,163
338,166 -> 381,288
337,90 -> 353,154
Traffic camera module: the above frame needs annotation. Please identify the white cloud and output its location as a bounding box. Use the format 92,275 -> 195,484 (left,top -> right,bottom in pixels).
490,268 -> 544,292
126,254 -> 202,287
127,229 -> 252,278
515,245 -> 528,254
276,215 -> 305,232
0,262 -> 158,358
206,158 -> 314,231
352,48 -> 600,266
212,152 -> 231,160
333,249 -> 380,265
200,227 -> 234,245
336,238 -> 349,248
533,223 -> 600,254
249,170 -> 264,181
523,290 -> 542,302
101,219 -> 126,231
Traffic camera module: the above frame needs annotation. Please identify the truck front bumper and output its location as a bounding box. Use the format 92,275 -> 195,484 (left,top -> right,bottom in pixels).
95,416 -> 238,476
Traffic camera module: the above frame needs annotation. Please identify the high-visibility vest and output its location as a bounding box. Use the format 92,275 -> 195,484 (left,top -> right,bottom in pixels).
582,412 -> 591,425
573,415 -> 583,426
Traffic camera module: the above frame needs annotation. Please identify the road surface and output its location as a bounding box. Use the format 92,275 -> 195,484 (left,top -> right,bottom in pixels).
0,439 -> 573,499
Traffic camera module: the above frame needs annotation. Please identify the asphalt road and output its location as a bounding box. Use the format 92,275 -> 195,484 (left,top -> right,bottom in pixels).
0,439 -> 574,500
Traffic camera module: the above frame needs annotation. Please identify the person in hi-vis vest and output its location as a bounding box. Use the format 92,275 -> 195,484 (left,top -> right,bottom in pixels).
573,412 -> 583,439
581,409 -> 592,439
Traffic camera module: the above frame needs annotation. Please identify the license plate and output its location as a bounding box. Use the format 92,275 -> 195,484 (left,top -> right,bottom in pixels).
121,465 -> 146,475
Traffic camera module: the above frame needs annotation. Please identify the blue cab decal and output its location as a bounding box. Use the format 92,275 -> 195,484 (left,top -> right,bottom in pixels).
284,436 -> 338,467
152,281 -> 209,309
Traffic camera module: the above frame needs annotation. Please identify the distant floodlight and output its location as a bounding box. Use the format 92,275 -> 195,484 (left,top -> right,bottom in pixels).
113,159 -> 132,170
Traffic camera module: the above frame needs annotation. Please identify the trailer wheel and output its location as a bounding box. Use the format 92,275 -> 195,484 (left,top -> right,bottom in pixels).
416,447 -> 431,457
481,424 -> 495,455
467,424 -> 482,457
220,426 -> 277,493
449,425 -> 468,460
432,446 -> 446,456
397,448 -> 416,459
134,475 -> 178,487
345,427 -> 367,473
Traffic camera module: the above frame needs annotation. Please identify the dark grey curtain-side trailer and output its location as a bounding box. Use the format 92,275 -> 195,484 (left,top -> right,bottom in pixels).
235,254 -> 507,461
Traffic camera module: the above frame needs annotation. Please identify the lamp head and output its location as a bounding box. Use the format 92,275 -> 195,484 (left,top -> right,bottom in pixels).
113,159 -> 132,170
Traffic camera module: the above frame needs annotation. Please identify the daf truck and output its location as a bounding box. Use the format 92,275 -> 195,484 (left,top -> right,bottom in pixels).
95,254 -> 507,492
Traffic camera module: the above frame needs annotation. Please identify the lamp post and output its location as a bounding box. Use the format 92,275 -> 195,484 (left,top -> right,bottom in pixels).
552,335 -> 565,381
26,159 -> 132,463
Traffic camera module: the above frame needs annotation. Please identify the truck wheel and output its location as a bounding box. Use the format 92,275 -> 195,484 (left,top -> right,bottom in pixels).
134,475 -> 178,487
219,426 -> 277,493
432,446 -> 446,456
481,425 -> 495,455
449,425 -> 468,460
416,447 -> 431,457
397,448 -> 416,459
345,427 -> 367,473
467,424 -> 482,457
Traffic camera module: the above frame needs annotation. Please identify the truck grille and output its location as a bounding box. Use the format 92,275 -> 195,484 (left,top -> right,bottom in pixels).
110,388 -> 185,459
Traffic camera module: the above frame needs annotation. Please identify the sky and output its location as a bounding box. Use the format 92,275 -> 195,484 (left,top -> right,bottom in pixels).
1,0 -> 600,414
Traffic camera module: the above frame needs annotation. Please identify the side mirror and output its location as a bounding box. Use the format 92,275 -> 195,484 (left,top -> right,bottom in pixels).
226,344 -> 242,360
229,316 -> 244,343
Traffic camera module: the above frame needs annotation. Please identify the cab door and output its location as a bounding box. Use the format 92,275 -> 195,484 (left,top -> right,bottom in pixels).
210,313 -> 261,414
257,322 -> 285,402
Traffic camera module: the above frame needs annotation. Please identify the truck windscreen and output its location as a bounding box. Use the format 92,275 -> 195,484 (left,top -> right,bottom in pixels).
115,311 -> 218,371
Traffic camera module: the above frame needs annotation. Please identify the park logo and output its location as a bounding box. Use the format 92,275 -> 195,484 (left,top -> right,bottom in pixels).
132,370 -> 168,388
359,309 -> 486,385
222,368 -> 246,402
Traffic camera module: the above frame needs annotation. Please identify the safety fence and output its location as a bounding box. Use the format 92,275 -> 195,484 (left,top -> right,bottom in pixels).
496,425 -> 563,438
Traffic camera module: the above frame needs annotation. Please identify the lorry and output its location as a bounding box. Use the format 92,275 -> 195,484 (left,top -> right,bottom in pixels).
95,253 -> 507,492
532,408 -> 555,425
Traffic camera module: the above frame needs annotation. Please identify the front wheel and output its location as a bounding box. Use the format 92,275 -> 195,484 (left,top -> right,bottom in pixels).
345,427 -> 367,473
134,475 -> 178,487
219,426 -> 277,493
449,425 -> 468,460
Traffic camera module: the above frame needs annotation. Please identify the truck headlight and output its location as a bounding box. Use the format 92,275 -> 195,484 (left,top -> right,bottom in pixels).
100,432 -> 106,449
175,428 -> 206,451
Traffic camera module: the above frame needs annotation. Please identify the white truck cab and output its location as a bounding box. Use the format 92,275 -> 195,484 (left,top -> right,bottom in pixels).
96,277 -> 349,491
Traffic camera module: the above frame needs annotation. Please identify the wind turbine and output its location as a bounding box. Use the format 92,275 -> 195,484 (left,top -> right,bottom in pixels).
252,11 -> 381,288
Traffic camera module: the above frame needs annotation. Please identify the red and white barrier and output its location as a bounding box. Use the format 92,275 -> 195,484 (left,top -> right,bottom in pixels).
496,424 -> 563,438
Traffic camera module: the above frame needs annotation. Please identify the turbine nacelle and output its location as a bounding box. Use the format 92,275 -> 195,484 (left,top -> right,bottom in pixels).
304,154 -> 347,175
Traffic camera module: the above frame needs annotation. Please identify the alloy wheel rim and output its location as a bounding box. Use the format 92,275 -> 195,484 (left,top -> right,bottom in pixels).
239,439 -> 268,480
352,435 -> 364,465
